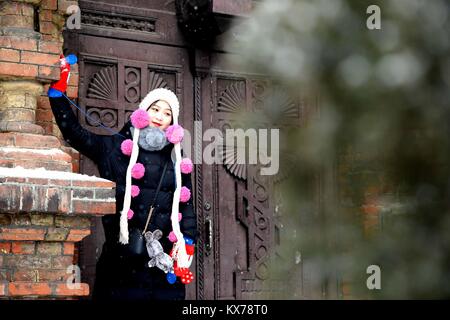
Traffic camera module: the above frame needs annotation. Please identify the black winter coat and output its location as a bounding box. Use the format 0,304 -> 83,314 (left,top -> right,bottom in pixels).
50,96 -> 197,300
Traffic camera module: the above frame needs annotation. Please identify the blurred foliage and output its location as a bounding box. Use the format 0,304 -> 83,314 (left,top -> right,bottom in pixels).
226,0 -> 450,299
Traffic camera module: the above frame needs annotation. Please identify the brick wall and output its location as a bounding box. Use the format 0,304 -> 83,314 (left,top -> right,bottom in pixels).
0,169 -> 115,299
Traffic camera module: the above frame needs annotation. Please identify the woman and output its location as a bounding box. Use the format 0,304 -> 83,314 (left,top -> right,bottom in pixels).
48,55 -> 197,300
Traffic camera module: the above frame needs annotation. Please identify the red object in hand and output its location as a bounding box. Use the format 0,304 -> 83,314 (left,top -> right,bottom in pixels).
50,54 -> 71,93
172,261 -> 195,284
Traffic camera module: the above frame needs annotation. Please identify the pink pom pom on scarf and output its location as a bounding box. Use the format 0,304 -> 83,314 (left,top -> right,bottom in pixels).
131,185 -> 140,197
121,139 -> 133,156
131,163 -> 145,179
180,158 -> 193,174
180,186 -> 191,203
165,124 -> 184,144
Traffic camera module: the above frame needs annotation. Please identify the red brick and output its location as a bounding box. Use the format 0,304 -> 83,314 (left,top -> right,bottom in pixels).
9,282 -> 52,296
65,229 -> 91,242
66,85 -> 78,98
14,133 -> 60,149
68,73 -> 79,86
0,242 -> 11,254
0,62 -> 38,78
38,40 -> 62,54
63,242 -> 75,255
37,96 -> 52,110
0,48 -> 20,62
36,108 -> 54,122
21,51 -> 59,66
72,180 -> 115,188
54,283 -> 89,297
72,200 -> 115,215
0,227 -> 46,241
11,242 -> 35,254
38,65 -> 60,80
0,36 -> 37,51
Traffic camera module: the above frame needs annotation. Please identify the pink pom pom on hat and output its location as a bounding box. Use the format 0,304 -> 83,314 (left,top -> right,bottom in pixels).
130,109 -> 150,129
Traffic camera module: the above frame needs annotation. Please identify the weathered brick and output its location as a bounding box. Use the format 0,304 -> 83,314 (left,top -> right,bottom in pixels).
0,227 -> 46,241
66,85 -> 78,98
0,15 -> 34,29
41,0 -> 58,10
63,242 -> 75,255
9,282 -> 52,296
66,229 -> 91,242
37,242 -> 62,255
52,256 -> 73,269
36,269 -> 67,281
44,227 -> 69,241
38,40 -> 61,54
0,36 -> 37,51
72,200 -> 115,215
94,189 -> 115,200
13,269 -> 38,281
38,65 -> 60,80
0,214 -> 12,225
12,213 -> 31,226
0,282 -> 5,296
39,9 -> 53,22
4,255 -> 51,269
72,189 -> 94,199
0,242 -> 11,254
0,269 -> 11,281
21,51 -> 59,66
14,132 -> 60,149
20,186 -> 33,212
0,48 -> 20,62
0,62 -> 38,78
55,216 -> 91,229
11,241 -> 35,254
54,283 -> 89,297
39,21 -> 58,35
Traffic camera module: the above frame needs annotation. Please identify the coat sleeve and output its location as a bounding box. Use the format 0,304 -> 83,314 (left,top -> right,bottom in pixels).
49,96 -> 107,164
179,172 -> 198,243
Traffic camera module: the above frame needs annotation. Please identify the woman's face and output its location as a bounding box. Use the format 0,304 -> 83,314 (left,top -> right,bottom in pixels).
147,100 -> 172,130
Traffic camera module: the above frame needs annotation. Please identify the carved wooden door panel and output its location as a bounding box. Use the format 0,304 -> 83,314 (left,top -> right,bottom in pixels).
196,52 -> 305,299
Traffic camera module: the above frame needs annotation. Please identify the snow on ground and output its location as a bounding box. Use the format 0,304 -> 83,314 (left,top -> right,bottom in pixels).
0,166 -> 111,182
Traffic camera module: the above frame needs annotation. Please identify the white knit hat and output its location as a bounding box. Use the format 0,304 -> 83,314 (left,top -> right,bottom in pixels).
119,88 -> 192,269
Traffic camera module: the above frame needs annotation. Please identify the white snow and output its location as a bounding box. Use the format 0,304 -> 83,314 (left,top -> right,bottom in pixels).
0,147 -> 67,156
0,166 -> 112,182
